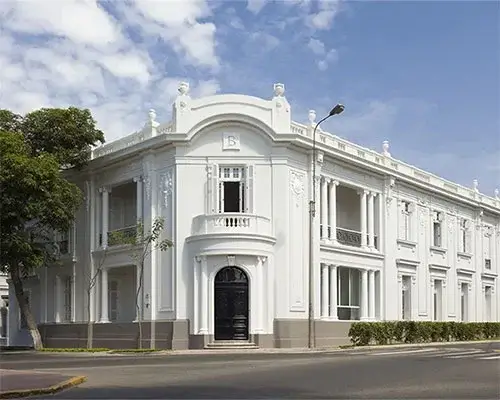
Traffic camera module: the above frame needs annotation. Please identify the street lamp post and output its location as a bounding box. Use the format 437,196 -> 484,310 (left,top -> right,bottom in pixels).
308,104 -> 345,349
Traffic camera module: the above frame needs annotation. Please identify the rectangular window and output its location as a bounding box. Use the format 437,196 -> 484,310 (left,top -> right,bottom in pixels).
459,218 -> 469,253
398,201 -> 412,241
484,227 -> 492,270
460,283 -> 468,322
0,296 -> 8,338
63,276 -> 72,322
109,281 -> 119,322
218,166 -> 246,213
337,268 -> 361,321
432,211 -> 443,247
401,276 -> 412,320
485,286 -> 492,321
433,280 -> 442,321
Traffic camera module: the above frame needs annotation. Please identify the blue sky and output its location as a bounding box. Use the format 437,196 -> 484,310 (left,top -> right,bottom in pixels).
0,0 -> 498,195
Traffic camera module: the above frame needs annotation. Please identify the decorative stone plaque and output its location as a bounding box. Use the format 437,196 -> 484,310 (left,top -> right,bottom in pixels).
222,133 -> 240,151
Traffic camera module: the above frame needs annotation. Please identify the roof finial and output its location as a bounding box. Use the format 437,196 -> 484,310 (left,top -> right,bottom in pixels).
178,81 -> 189,96
273,83 -> 285,97
308,110 -> 316,125
382,140 -> 391,157
472,179 -> 479,193
494,188 -> 499,200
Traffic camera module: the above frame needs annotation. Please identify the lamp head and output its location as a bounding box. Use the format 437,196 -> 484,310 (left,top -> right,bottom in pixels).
329,103 -> 345,116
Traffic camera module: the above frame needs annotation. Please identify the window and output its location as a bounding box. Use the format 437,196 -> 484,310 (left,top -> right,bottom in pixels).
337,268 -> 360,320
484,227 -> 492,270
0,296 -> 8,338
432,211 -> 444,247
460,283 -> 469,322
219,167 -> 246,213
55,230 -> 70,255
459,218 -> 471,253
63,276 -> 72,322
109,281 -> 119,322
401,276 -> 412,320
433,280 -> 442,321
398,201 -> 413,241
484,286 -> 492,321
19,291 -> 31,329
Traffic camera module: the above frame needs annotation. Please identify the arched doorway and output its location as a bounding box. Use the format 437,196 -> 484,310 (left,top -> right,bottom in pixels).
214,266 -> 249,341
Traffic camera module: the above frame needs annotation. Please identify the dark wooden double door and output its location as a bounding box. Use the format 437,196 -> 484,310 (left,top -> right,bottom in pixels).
214,267 -> 249,341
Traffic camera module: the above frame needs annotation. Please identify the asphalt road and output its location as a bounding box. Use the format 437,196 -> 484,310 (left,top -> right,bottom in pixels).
2,342 -> 499,399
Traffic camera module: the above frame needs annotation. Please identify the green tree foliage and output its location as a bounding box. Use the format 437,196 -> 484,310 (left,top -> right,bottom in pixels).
0,107 -> 104,349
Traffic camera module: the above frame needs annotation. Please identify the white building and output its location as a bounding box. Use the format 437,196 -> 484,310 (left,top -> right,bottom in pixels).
8,83 -> 500,349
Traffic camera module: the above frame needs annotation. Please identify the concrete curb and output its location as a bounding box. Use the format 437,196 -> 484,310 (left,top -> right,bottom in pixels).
342,339 -> 500,352
0,375 -> 87,399
34,339 -> 500,357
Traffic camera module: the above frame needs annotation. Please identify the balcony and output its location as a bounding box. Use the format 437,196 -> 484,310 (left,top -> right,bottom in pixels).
335,228 -> 378,249
187,213 -> 276,255
99,226 -> 137,247
191,213 -> 272,237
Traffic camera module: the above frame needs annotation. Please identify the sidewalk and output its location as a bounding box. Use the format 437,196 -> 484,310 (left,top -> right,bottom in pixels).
0,369 -> 86,399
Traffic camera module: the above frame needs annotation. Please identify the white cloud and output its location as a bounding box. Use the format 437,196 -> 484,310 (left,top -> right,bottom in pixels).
129,0 -> 219,69
308,0 -> 343,30
308,38 -> 325,55
307,39 -> 338,70
250,32 -> 280,52
0,0 -> 220,143
247,0 -> 267,14
0,0 -> 122,46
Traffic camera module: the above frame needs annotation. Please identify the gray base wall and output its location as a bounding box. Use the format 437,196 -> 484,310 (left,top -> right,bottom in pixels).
40,319 -> 353,349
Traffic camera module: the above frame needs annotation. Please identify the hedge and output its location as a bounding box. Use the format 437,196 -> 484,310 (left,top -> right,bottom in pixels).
349,321 -> 500,346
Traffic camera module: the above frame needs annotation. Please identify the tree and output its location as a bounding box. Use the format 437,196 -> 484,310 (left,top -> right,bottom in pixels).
112,217 -> 173,348
0,108 -> 104,350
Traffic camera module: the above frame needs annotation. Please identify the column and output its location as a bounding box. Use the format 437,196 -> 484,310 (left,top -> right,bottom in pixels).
361,269 -> 369,320
359,190 -> 368,248
100,268 -> 109,323
100,187 -> 110,248
55,275 -> 62,323
329,265 -> 338,320
321,177 -> 328,239
368,192 -> 375,249
329,181 -> 338,242
321,263 -> 329,318
133,177 -> 143,322
369,270 -> 376,319
199,256 -> 208,334
257,257 -> 265,332
134,176 -> 143,223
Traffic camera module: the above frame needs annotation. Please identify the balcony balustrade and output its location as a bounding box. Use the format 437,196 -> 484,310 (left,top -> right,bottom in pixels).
191,213 -> 272,237
335,227 -> 378,249
99,225 -> 137,247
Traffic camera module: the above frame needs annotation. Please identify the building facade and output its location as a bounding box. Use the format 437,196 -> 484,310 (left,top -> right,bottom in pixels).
8,83 -> 500,349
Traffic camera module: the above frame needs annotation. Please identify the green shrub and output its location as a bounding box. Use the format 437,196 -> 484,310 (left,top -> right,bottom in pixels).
39,348 -> 110,352
348,321 -> 500,346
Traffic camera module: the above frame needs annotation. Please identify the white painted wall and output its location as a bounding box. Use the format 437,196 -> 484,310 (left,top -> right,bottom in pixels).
8,84 -> 500,346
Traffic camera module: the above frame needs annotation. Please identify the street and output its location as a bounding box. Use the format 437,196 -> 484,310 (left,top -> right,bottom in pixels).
1,342 -> 499,399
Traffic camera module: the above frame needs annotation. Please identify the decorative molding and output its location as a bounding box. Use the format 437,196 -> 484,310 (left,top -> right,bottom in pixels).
143,174 -> 151,200
162,170 -> 173,209
226,255 -> 236,266
290,171 -> 304,196
257,256 -> 267,264
222,133 -> 240,151
195,256 -> 201,263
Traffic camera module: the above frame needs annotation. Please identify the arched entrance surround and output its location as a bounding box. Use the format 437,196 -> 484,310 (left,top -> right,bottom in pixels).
214,266 -> 249,341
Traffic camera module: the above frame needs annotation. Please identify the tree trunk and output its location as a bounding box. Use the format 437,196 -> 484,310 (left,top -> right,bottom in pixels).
136,262 -> 144,349
11,266 -> 44,350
